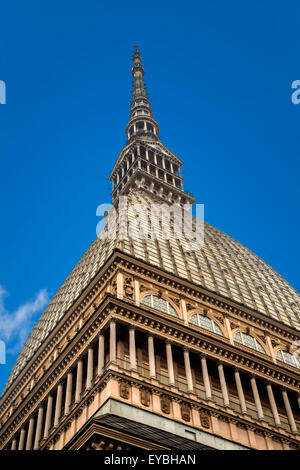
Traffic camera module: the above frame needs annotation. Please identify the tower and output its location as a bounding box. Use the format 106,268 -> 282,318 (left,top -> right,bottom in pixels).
0,47 -> 299,451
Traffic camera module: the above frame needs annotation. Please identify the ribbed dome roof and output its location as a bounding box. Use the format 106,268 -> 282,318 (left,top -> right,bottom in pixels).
3,188 -> 300,394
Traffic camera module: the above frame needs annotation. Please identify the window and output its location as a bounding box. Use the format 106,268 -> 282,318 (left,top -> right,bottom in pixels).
189,314 -> 223,336
234,331 -> 266,354
276,350 -> 300,369
142,294 -> 178,317
146,123 -> 153,132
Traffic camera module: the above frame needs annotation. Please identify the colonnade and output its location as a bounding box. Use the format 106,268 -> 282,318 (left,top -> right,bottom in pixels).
113,146 -> 183,192
9,319 -> 299,449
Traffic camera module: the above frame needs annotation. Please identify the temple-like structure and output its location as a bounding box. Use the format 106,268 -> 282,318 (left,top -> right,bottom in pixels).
0,46 -> 299,451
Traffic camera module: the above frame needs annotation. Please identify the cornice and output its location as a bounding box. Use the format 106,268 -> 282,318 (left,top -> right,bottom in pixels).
62,421 -> 169,451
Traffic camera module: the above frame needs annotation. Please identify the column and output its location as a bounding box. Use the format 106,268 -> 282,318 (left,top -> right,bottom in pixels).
54,381 -> 63,427
134,279 -> 140,305
116,272 -> 124,299
166,341 -> 175,386
44,394 -> 53,439
11,438 -> 17,450
129,326 -> 137,371
75,358 -> 83,403
266,336 -> 275,361
18,428 -> 26,450
224,316 -> 234,344
282,389 -> 297,433
180,299 -> 188,325
86,346 -> 94,390
64,370 -> 73,414
218,361 -> 230,407
34,405 -> 44,450
234,368 -> 247,414
148,334 -> 156,379
266,382 -> 281,427
98,332 -> 105,376
25,416 -> 35,450
250,374 -> 264,420
201,355 -> 212,400
183,348 -> 194,393
110,319 -> 117,363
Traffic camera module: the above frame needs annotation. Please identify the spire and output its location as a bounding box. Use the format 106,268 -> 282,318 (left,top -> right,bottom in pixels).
109,47 -> 194,209
131,44 -> 148,101
126,45 -> 160,141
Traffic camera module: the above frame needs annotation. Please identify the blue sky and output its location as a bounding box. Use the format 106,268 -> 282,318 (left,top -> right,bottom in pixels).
0,1 -> 299,393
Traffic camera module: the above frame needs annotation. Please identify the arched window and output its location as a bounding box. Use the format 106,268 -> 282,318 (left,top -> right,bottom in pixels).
189,314 -> 223,336
142,295 -> 178,317
234,331 -> 266,354
276,349 -> 300,369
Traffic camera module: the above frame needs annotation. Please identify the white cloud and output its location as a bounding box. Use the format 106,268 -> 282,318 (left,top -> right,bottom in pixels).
0,286 -> 49,354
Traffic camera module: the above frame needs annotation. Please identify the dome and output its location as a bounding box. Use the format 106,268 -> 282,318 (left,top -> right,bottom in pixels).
3,188 -> 300,394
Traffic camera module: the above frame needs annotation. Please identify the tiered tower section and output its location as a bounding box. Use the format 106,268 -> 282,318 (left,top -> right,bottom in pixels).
110,45 -> 194,207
